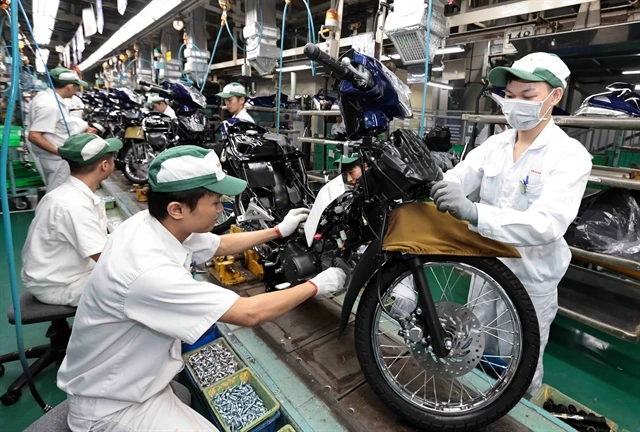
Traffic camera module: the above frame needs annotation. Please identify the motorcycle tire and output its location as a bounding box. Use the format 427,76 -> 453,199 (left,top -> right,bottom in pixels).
211,216 -> 236,234
122,144 -> 151,185
354,256 -> 540,431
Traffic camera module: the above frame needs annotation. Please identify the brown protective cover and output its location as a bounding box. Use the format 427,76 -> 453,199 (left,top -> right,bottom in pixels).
382,202 -> 521,258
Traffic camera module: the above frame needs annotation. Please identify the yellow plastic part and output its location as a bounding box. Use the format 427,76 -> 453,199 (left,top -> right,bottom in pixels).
124,126 -> 144,140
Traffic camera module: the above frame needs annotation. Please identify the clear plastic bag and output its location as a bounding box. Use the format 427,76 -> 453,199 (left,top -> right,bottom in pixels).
575,189 -> 640,260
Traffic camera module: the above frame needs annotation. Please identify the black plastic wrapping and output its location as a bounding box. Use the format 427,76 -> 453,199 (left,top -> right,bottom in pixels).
423,125 -> 452,152
574,189 -> 640,260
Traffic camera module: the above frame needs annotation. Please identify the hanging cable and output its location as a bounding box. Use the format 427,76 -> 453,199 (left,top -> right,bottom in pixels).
199,21 -> 224,93
1,0 -> 51,412
276,0 -> 290,131
17,0 -> 70,136
419,0 -> 434,137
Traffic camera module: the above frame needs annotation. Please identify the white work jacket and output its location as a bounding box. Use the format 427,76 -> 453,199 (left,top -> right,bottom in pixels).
443,121 -> 592,297
233,107 -> 255,124
28,89 -> 87,160
57,211 -> 239,426
21,177 -> 108,304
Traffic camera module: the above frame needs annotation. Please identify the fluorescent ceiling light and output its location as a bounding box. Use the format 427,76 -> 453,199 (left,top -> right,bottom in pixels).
427,81 -> 453,90
435,46 -> 465,55
622,70 -> 640,75
35,48 -> 50,74
432,66 -> 444,72
276,64 -> 312,72
78,0 -> 185,71
33,0 -> 60,45
636,85 -> 640,90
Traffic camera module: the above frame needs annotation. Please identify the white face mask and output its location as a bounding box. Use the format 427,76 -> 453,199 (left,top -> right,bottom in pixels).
498,90 -> 556,131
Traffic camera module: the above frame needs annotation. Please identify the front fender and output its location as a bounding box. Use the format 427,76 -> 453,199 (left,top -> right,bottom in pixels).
337,237 -> 382,338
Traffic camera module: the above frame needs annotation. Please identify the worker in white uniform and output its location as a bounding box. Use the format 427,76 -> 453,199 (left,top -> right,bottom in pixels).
21,134 -> 122,306
65,93 -> 86,119
217,82 -> 255,123
27,67 -> 96,192
430,53 -> 592,395
146,95 -> 177,119
57,145 -> 347,431
331,115 -> 346,138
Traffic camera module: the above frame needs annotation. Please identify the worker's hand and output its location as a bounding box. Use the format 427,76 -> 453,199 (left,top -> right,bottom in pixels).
86,126 -> 98,135
275,208 -> 311,238
309,267 -> 347,297
430,181 -> 478,223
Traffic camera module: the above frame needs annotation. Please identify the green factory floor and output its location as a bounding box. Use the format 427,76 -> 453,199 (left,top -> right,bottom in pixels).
1,210 -> 639,432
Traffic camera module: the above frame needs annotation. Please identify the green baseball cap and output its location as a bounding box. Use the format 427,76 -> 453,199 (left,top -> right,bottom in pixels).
50,67 -> 88,87
58,133 -> 123,165
332,153 -> 360,168
488,52 -> 571,90
148,145 -> 247,195
216,82 -> 247,99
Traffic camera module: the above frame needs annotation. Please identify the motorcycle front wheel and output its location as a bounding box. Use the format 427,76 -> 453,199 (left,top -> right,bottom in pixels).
123,143 -> 155,184
355,257 -> 539,431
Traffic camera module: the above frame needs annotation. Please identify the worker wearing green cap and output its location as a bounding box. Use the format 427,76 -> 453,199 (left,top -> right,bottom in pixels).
57,145 -> 347,430
21,134 -> 122,306
332,153 -> 368,186
430,52 -> 592,395
27,67 -> 97,192
217,82 -> 255,123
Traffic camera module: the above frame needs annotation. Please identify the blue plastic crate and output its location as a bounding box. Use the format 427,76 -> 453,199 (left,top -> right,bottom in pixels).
181,323 -> 220,354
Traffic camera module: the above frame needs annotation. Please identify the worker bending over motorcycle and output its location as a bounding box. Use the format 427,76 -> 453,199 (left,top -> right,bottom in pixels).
57,145 -> 346,431
430,53 -> 592,394
22,134 -> 122,306
217,82 -> 255,124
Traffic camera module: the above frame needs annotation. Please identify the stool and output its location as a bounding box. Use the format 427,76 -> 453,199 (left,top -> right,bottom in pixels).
24,381 -> 193,432
0,292 -> 76,406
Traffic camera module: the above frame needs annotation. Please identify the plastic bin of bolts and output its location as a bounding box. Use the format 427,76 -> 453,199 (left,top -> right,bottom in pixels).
182,323 -> 221,354
206,368 -> 281,432
183,338 -> 245,392
530,384 -> 618,432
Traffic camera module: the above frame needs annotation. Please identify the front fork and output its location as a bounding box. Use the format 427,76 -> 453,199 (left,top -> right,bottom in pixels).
408,256 -> 450,358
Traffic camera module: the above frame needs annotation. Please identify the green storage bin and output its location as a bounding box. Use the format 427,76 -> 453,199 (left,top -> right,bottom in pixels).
0,125 -> 23,147
607,149 -> 640,168
324,144 -> 338,170
530,384 -> 618,431
591,153 -> 609,167
451,144 -> 464,155
183,338 -> 246,392
313,144 -> 325,170
205,368 -> 281,432
277,426 -> 296,432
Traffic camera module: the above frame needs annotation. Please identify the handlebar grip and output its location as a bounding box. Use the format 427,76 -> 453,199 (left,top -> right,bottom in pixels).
138,80 -> 155,87
303,43 -> 349,79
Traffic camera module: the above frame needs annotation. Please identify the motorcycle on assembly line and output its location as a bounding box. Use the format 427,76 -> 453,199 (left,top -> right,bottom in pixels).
574,82 -> 640,117
122,80 -> 212,184
229,44 -> 540,431
210,119 -> 316,259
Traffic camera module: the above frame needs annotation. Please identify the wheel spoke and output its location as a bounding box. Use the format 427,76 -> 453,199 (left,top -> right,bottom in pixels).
430,267 -> 448,301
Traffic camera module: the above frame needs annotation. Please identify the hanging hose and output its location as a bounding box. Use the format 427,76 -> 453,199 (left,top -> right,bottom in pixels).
300,0 -> 316,76
1,0 -> 51,413
17,0 -> 70,137
276,1 -> 290,131
419,0 -> 434,137
199,24 -> 224,93
224,0 -> 264,53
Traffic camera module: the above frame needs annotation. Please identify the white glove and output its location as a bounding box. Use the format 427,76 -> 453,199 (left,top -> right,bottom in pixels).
275,208 -> 311,238
309,267 -> 347,297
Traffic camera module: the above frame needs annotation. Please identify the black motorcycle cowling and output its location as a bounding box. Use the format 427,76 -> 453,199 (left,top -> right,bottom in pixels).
364,129 -> 442,201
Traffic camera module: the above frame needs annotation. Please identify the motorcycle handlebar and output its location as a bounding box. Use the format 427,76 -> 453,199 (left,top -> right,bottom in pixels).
303,43 -> 350,80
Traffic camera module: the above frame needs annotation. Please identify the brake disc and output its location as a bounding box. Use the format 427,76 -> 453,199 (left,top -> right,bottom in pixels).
410,302 -> 485,380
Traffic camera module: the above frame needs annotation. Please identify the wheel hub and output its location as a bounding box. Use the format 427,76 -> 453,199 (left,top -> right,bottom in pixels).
409,302 -> 484,380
